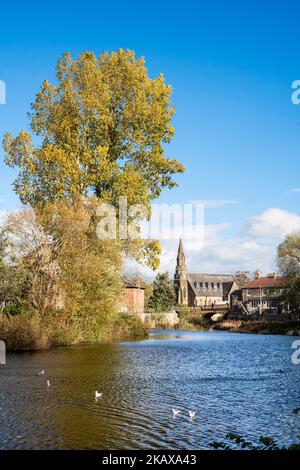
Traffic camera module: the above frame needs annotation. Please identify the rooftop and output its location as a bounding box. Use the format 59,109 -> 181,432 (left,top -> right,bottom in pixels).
188,273 -> 235,283
242,277 -> 290,289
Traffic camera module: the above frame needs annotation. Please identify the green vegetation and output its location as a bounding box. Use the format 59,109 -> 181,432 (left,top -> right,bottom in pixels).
210,433 -> 300,450
213,319 -> 300,335
110,313 -> 148,340
148,272 -> 176,312
277,232 -> 300,308
3,49 -> 184,271
142,281 -> 154,311
178,313 -> 211,331
0,50 -> 184,349
0,201 -> 149,350
0,200 -> 124,349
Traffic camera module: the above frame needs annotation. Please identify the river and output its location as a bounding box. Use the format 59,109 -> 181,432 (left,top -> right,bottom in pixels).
0,329 -> 299,449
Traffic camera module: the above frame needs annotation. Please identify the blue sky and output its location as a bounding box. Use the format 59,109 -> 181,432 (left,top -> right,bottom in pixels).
0,0 -> 300,275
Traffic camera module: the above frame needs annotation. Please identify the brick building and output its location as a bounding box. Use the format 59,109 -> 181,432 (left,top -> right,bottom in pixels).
240,270 -> 290,313
121,278 -> 145,313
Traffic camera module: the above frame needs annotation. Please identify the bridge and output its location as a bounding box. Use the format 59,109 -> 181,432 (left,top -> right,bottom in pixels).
175,305 -> 229,317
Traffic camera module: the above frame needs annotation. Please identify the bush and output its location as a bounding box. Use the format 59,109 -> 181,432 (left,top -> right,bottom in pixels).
0,308 -> 149,351
0,313 -> 51,351
110,313 -> 148,340
178,312 -> 211,331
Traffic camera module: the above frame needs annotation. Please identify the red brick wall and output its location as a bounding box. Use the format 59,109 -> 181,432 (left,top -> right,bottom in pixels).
123,287 -> 145,313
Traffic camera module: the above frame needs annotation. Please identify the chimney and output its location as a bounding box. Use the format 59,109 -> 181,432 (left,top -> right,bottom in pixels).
255,269 -> 261,279
268,272 -> 277,279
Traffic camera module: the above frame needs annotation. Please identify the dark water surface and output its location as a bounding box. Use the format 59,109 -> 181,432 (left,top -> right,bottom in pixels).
0,329 -> 299,449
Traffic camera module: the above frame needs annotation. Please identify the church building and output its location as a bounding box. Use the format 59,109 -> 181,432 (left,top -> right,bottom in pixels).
174,239 -> 239,307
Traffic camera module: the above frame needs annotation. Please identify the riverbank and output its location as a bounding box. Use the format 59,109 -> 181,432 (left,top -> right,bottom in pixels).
2,311 -> 299,352
212,319 -> 300,336
0,312 -> 148,351
175,312 -> 300,336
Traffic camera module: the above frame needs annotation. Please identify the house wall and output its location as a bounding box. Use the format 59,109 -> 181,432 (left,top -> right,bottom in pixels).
241,286 -> 289,312
139,310 -> 179,326
122,288 -> 145,313
242,288 -> 286,302
195,296 -> 223,306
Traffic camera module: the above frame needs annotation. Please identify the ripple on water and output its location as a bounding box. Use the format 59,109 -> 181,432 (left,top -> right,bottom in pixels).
0,329 -> 299,449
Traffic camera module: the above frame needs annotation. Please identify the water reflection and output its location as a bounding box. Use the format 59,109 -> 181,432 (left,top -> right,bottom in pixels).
0,329 -> 299,449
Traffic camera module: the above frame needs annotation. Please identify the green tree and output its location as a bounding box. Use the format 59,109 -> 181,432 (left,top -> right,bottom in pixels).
277,232 -> 300,306
3,50 -> 183,270
0,229 -> 7,262
3,49 -> 183,208
277,232 -> 300,277
38,198 -> 124,336
0,229 -> 31,314
149,272 -> 176,312
1,200 -> 124,343
142,281 -> 153,311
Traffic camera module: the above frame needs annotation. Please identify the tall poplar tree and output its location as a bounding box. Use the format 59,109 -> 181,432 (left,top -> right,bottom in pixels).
3,49 -> 184,269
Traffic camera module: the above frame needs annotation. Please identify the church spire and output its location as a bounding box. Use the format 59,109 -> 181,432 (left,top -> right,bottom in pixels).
174,239 -> 188,305
177,238 -> 184,259
176,238 -> 186,270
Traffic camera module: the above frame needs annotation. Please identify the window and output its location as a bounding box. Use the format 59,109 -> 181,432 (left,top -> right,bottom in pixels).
205,282 -> 209,289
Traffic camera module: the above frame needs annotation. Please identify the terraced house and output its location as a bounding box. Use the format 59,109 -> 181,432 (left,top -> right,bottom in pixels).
241,270 -> 290,313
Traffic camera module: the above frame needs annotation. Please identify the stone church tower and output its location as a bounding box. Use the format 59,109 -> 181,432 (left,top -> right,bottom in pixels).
174,239 -> 188,305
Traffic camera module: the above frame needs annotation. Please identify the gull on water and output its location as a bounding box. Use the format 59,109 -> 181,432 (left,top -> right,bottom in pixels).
37,370 -> 45,376
172,409 -> 180,417
95,391 -> 103,399
189,411 -> 196,420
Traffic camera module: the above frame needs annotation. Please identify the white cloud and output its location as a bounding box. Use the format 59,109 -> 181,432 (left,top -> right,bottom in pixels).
190,199 -> 238,208
245,208 -> 300,239
182,238 -> 275,275
2,205 -> 299,282
138,208 -> 300,280
286,188 -> 300,193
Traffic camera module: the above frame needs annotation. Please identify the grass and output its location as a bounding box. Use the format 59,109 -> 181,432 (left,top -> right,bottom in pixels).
178,313 -> 212,331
